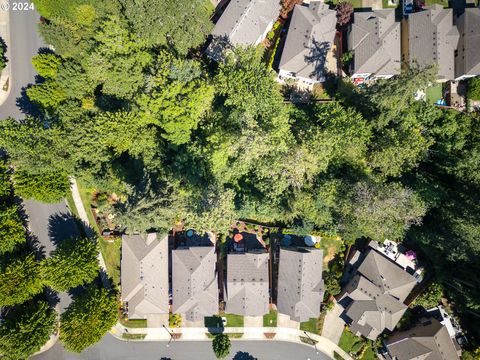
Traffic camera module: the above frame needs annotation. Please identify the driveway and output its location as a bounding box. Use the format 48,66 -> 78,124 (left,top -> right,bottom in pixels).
32,334 -> 333,360
0,4 -> 45,120
321,302 -> 345,345
24,199 -> 79,312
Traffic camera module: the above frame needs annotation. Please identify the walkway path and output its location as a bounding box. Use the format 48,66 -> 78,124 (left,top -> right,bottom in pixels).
111,323 -> 353,360
69,177 -> 108,285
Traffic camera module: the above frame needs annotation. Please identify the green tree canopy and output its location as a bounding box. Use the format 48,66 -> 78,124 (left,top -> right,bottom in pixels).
42,237 -> 99,291
212,333 -> 231,359
0,300 -> 57,360
0,204 -> 26,255
13,169 -> 70,203
0,253 -> 44,306
60,286 -> 118,353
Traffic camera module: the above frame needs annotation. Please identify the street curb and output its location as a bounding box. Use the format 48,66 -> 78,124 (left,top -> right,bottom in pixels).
109,324 -> 353,360
0,7 -> 11,107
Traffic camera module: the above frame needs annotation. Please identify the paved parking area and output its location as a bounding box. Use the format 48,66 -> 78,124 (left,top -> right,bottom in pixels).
321,302 -> 345,345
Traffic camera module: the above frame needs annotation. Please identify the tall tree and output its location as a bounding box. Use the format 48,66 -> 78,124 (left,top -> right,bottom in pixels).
0,253 -> 44,306
0,300 -> 57,360
60,286 -> 118,353
0,204 -> 26,254
42,237 -> 99,291
212,333 -> 231,359
13,170 -> 70,203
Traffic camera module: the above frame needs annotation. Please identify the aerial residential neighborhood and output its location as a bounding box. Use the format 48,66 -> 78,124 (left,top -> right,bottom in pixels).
0,0 -> 480,360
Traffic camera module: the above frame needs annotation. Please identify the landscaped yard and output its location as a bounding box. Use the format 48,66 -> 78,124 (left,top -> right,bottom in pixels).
327,0 -> 363,8
425,0 -> 448,6
382,0 -> 397,8
77,180 -> 121,286
225,313 -> 244,327
119,318 -> 147,328
319,236 -> 344,264
338,328 -> 376,360
426,84 -> 443,105
122,333 -> 146,340
300,317 -> 320,334
263,310 -> 277,327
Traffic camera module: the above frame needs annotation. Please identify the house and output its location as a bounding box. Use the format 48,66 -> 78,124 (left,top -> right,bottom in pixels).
406,5 -> 459,81
172,235 -> 219,323
121,233 -> 169,320
454,8 -> 480,80
348,9 -> 401,82
384,318 -> 461,360
278,1 -> 337,87
339,244 -> 418,340
225,252 -> 269,316
208,0 -> 281,60
277,247 -> 324,322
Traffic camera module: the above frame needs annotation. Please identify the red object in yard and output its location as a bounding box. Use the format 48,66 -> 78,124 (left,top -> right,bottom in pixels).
233,233 -> 243,242
354,77 -> 365,86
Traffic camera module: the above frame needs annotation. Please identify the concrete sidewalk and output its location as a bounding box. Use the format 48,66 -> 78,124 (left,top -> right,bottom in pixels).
111,323 -> 353,360
69,177 -> 109,286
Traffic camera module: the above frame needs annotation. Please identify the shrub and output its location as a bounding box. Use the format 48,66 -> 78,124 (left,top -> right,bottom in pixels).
212,333 -> 231,359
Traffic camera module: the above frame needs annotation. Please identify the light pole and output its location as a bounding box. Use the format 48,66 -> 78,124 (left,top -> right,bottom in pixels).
303,331 -> 319,355
163,325 -> 174,347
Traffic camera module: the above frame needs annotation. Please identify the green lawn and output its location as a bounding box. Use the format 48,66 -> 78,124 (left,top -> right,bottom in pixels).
426,84 -> 443,105
76,180 -> 121,286
119,318 -> 147,328
327,0 -> 363,8
225,314 -> 244,327
425,0 -> 448,6
300,318 -> 320,334
263,310 -> 277,327
122,333 -> 146,340
339,328 -> 376,360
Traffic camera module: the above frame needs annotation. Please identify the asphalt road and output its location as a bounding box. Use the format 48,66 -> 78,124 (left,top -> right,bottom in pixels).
24,199 -> 79,312
0,3 -> 44,120
32,334 -> 331,360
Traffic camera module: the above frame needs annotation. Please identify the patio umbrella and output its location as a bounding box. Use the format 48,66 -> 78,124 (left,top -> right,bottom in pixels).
304,235 -> 317,247
186,229 -> 194,238
233,233 -> 243,243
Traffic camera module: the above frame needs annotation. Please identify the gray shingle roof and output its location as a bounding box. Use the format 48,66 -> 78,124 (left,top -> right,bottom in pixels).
341,248 -> 417,340
225,252 -> 269,316
348,9 -> 401,76
385,318 -> 461,360
408,5 -> 459,80
211,0 -> 281,46
172,246 -> 219,322
277,247 -> 324,322
357,249 -> 417,302
455,8 -> 480,78
279,1 -> 337,82
121,233 -> 169,319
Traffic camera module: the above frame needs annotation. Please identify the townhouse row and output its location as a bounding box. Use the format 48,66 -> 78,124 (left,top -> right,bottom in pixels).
208,0 -> 480,87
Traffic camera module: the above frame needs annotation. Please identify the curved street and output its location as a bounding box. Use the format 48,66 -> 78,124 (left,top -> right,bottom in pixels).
0,5 -> 44,120
32,334 -> 332,360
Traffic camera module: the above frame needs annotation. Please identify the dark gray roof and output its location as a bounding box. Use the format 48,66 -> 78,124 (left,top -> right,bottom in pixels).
211,0 -> 281,46
225,252 -> 269,316
357,249 -> 417,302
172,246 -> 219,322
455,8 -> 480,78
385,318 -> 461,360
408,5 -> 459,80
121,234 -> 169,319
279,1 -> 337,81
340,248 -> 417,340
277,248 -> 324,322
348,9 -> 401,76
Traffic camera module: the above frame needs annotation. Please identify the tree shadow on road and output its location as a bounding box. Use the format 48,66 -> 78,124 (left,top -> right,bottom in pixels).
232,351 -> 258,360
48,212 -> 79,246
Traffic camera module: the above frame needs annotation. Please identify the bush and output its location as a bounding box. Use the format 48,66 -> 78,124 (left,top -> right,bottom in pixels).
169,313 -> 182,327
412,282 -> 443,310
14,170 -> 70,203
212,333 -> 231,359
0,37 -> 7,72
468,77 -> 480,101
